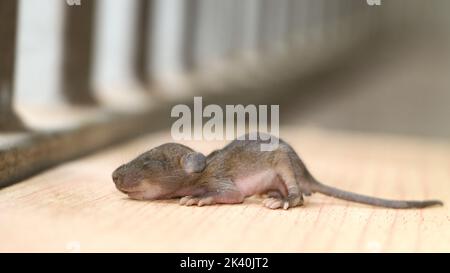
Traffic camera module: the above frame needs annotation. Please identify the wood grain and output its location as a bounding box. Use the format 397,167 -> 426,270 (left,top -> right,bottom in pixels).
0,127 -> 449,252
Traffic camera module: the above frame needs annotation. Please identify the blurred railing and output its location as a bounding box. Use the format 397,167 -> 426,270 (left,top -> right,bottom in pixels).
0,0 -> 423,187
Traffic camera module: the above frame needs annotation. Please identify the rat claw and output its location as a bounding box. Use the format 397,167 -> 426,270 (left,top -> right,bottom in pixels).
263,197 -> 294,209
269,199 -> 283,209
263,197 -> 282,209
262,197 -> 279,209
186,198 -> 198,206
262,198 -> 271,207
198,197 -> 215,206
179,196 -> 191,205
269,201 -> 282,209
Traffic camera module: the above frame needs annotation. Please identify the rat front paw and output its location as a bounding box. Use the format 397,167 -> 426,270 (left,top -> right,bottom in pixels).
179,196 -> 216,206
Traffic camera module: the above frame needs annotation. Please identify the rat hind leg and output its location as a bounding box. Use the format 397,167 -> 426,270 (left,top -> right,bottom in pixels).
179,179 -> 244,207
262,157 -> 304,209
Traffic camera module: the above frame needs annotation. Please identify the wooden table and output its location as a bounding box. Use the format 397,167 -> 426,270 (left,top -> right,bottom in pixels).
0,127 -> 448,252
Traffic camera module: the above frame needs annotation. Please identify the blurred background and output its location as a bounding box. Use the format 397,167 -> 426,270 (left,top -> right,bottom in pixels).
1,0 -> 450,185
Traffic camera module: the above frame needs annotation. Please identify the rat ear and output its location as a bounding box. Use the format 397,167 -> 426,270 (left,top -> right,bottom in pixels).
181,152 -> 206,173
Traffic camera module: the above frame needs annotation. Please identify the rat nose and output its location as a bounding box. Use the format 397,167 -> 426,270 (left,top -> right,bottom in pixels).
112,171 -> 121,185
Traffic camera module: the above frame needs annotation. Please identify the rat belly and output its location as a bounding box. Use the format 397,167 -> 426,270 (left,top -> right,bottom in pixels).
234,170 -> 287,197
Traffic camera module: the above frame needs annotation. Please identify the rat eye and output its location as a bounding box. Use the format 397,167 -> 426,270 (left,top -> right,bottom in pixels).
142,161 -> 151,167
143,160 -> 164,169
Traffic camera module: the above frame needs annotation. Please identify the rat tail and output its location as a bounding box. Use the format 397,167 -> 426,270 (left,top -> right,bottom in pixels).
309,179 -> 443,209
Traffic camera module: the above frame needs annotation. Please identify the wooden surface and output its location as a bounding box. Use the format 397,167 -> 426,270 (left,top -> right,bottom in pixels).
0,127 -> 449,252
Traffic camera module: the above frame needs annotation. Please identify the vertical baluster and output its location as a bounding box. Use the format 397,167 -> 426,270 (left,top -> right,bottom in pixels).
288,0 -> 309,49
304,0 -> 318,48
232,0 -> 245,58
311,0 -> 325,48
222,0 -> 236,60
181,0 -> 200,73
135,0 -> 153,87
234,0 -> 264,89
259,0 -> 287,55
92,0 -> 151,109
215,0 -> 240,83
210,0 -> 229,70
226,0 -> 246,61
278,0 -> 291,53
62,0 -> 97,105
214,0 -> 228,64
286,0 -> 298,47
0,0 -> 24,131
191,0 -> 231,91
15,0 -> 67,113
152,0 -> 199,97
193,0 -> 217,72
241,0 -> 261,61
257,0 -> 270,53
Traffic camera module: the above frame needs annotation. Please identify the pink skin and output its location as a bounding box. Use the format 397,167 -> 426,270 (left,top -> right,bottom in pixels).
234,170 -> 288,197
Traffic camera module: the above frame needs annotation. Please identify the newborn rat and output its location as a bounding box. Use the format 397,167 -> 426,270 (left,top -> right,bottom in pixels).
112,134 -> 443,209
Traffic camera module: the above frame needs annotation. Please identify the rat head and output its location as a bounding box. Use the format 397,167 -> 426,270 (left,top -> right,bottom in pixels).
112,143 -> 206,200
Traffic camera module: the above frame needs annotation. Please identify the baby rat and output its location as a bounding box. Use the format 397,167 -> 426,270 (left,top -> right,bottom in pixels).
112,134 -> 443,209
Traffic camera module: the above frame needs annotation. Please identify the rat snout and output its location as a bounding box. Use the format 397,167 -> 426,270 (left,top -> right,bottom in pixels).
112,165 -> 128,190
112,169 -> 124,190
112,171 -> 120,184
112,164 -> 143,193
